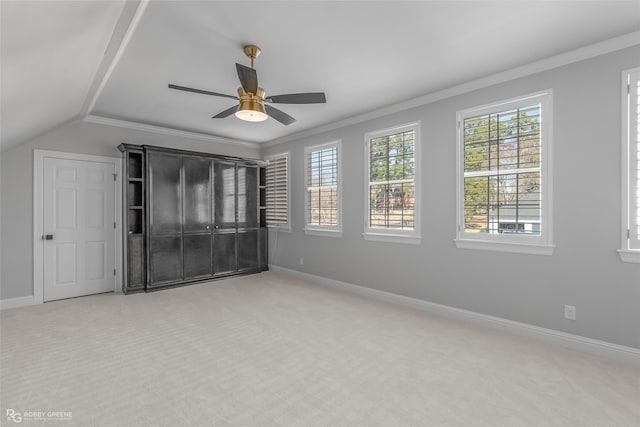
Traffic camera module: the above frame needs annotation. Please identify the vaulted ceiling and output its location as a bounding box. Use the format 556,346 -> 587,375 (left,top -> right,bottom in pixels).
2,1 -> 640,152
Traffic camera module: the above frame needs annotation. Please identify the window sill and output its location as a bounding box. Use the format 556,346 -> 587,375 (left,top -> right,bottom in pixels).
454,239 -> 555,256
268,225 -> 291,233
618,249 -> 640,263
304,228 -> 343,238
363,232 -> 421,245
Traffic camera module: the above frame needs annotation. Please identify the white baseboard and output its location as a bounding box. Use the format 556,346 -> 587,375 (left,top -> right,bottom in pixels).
269,265 -> 640,364
1,296 -> 35,310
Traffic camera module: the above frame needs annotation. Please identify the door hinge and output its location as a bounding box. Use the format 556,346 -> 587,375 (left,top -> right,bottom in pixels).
114,221 -> 117,229
113,173 -> 117,181
113,269 -> 116,276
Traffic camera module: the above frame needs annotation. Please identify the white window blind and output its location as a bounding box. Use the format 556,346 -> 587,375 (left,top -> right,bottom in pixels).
624,69 -> 640,252
305,142 -> 340,230
265,153 -> 289,228
456,91 -> 553,255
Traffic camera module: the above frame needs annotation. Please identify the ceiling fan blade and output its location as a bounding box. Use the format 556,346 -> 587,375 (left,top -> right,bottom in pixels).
266,92 -> 326,104
168,84 -> 238,100
212,105 -> 238,119
265,104 -> 296,125
236,63 -> 258,94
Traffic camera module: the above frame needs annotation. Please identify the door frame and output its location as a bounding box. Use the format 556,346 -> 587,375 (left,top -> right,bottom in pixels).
33,150 -> 122,304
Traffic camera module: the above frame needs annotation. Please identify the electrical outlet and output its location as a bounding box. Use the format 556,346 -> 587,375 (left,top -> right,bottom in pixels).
564,305 -> 576,320
299,257 -> 304,265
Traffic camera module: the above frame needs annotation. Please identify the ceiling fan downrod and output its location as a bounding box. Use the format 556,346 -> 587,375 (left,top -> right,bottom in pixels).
243,44 -> 261,69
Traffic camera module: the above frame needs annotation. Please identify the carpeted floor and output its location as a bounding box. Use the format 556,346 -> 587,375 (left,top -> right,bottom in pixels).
1,271 -> 639,426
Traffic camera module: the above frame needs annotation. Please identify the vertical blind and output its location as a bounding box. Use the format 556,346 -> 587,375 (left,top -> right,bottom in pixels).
307,145 -> 338,227
368,130 -> 415,230
463,104 -> 542,235
265,154 -> 288,226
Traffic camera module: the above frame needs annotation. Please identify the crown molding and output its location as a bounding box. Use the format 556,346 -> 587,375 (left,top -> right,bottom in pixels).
263,31 -> 640,149
83,115 -> 260,149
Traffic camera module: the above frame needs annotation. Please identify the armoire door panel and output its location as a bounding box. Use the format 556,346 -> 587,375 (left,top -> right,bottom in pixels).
149,236 -> 182,285
149,152 -> 182,234
214,161 -> 236,229
184,234 -> 212,279
237,165 -> 258,228
128,236 -> 145,288
183,157 -> 212,233
238,230 -> 259,271
213,233 -> 236,275
258,228 -> 268,269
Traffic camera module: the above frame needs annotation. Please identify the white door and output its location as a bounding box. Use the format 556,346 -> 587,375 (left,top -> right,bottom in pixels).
43,157 -> 116,301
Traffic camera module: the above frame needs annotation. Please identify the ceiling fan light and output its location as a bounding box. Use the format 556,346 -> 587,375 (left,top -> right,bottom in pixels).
235,98 -> 268,122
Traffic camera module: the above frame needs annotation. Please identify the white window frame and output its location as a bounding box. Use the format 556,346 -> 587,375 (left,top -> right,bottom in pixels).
455,90 -> 555,255
619,67 -> 640,263
304,140 -> 343,237
363,122 -> 421,244
264,152 -> 291,232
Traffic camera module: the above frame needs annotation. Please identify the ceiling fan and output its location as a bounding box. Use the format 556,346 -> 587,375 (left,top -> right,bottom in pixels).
168,44 -> 326,125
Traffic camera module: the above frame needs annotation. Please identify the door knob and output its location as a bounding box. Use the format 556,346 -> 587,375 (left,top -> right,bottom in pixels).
42,234 -> 54,240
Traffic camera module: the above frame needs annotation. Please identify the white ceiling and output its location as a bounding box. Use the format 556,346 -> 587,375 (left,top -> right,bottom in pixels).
2,1 -> 640,151
0,0 -> 126,151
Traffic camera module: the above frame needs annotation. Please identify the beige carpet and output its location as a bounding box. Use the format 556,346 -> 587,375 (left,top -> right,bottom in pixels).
1,272 -> 638,426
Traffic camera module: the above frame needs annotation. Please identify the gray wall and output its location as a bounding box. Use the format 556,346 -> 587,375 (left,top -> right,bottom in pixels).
262,45 -> 640,349
0,120 -> 259,299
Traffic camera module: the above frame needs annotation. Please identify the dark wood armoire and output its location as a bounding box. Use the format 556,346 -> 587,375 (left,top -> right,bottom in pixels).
118,144 -> 267,293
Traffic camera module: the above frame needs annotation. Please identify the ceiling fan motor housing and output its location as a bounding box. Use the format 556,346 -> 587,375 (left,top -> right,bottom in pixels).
236,86 -> 267,121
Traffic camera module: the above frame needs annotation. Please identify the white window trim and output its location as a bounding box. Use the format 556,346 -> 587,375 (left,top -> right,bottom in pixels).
264,152 -> 291,233
454,90 -> 555,256
619,67 -> 640,263
363,121 -> 421,244
304,140 -> 343,237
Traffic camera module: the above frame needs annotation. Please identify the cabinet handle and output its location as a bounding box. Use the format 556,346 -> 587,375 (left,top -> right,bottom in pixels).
206,225 -> 210,230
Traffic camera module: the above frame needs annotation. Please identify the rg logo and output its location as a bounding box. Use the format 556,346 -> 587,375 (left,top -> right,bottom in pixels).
6,409 -> 22,423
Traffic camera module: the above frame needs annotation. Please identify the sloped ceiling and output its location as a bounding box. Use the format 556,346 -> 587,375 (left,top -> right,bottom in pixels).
2,1 -> 640,152
0,0 -> 127,151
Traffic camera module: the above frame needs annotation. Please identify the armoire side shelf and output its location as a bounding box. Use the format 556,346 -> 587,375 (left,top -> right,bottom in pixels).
119,144 -> 146,293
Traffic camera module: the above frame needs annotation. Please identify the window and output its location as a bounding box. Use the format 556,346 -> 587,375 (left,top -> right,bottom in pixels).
305,141 -> 342,236
455,91 -> 554,255
620,68 -> 640,263
364,122 -> 420,244
265,152 -> 290,231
